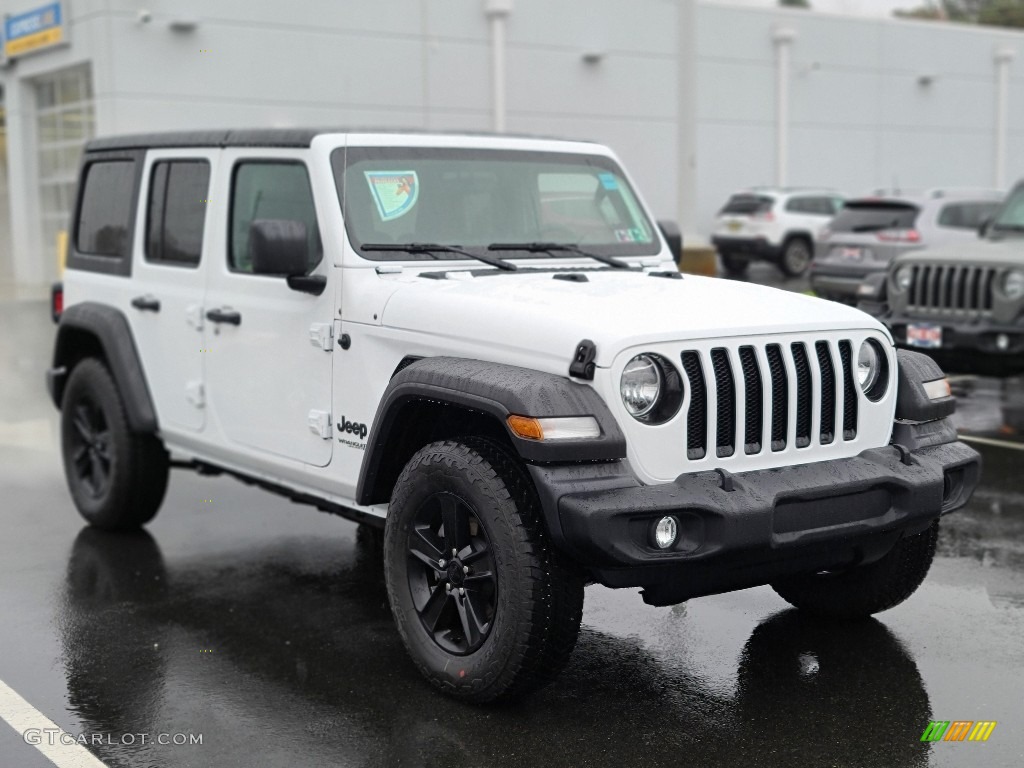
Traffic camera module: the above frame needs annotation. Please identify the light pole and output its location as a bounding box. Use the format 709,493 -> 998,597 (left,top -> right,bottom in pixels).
773,26 -> 797,188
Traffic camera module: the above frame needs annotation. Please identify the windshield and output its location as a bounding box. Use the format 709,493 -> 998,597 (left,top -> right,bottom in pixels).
829,202 -> 918,233
990,184 -> 1024,235
332,147 -> 659,260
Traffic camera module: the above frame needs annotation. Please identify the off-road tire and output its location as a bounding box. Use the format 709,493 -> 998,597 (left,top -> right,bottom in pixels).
384,437 -> 584,703
779,237 -> 812,277
720,253 -> 749,278
60,358 -> 169,530
771,520 -> 939,619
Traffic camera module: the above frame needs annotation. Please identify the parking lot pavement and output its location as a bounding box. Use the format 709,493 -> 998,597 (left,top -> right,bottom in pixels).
2,297 -> 1023,768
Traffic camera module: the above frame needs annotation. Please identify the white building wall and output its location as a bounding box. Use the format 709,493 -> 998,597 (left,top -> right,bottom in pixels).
696,4 -> 1024,230
3,0 -> 1024,288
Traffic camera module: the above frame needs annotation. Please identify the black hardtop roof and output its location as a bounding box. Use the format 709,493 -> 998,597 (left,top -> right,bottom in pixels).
84,128 -> 582,153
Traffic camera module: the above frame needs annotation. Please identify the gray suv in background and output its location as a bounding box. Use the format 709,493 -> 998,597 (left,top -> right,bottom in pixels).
809,190 -> 1003,303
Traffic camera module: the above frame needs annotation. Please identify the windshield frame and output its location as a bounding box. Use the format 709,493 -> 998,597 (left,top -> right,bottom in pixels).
989,182 -> 1024,238
330,146 -> 662,263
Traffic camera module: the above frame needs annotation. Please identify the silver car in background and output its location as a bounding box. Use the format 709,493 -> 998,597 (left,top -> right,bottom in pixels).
809,189 -> 1003,303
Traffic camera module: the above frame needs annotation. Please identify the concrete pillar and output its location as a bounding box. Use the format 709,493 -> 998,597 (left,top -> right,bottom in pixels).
5,76 -> 45,290
484,0 -> 513,133
773,26 -> 797,188
994,46 -> 1015,190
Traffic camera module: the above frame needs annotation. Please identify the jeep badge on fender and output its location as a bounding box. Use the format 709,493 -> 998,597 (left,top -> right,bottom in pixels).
46,128 -> 981,704
337,416 -> 368,440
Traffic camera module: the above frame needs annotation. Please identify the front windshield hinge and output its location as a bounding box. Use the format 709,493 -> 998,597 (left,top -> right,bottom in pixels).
569,339 -> 597,381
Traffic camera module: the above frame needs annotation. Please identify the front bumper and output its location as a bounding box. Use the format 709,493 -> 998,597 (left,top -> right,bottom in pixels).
711,235 -> 781,261
529,437 -> 979,605
885,314 -> 1024,355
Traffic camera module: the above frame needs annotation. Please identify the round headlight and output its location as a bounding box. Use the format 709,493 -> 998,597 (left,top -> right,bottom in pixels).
857,341 -> 881,394
621,354 -> 662,418
895,265 -> 913,292
1003,270 -> 1024,301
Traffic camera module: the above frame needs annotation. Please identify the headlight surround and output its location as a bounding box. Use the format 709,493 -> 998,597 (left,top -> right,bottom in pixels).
857,339 -> 889,402
1003,269 -> 1024,301
620,353 -> 683,424
894,265 -> 914,292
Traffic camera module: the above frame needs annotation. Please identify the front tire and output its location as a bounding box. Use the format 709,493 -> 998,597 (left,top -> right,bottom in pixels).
60,358 -> 169,530
384,438 -> 584,702
771,520 -> 939,619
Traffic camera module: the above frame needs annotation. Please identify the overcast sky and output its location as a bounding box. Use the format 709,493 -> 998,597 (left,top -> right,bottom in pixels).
705,0 -> 920,17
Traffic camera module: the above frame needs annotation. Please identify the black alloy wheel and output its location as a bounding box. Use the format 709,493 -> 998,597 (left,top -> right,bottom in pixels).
68,397 -> 114,499
407,492 -> 498,655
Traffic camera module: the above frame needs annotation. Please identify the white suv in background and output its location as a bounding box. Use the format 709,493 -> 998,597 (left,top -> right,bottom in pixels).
712,188 -> 843,278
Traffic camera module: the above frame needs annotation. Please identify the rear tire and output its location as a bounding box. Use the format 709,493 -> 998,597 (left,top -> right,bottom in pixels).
384,437 -> 584,702
779,237 -> 812,277
719,253 -> 749,277
60,358 -> 169,530
771,520 -> 939,619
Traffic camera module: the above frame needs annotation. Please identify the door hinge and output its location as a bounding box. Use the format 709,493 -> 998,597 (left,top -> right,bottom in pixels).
185,381 -> 205,408
309,322 -> 334,351
307,409 -> 332,439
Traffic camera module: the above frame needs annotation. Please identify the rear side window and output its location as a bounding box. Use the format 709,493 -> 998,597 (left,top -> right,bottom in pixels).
230,162 -> 322,273
829,203 -> 918,233
146,160 -> 210,266
76,160 -> 136,257
720,194 -> 773,215
786,196 -> 840,216
937,201 -> 1000,230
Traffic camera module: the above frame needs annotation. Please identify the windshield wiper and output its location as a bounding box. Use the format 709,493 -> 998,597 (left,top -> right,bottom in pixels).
360,243 -> 517,271
991,223 -> 1024,232
488,242 -> 630,269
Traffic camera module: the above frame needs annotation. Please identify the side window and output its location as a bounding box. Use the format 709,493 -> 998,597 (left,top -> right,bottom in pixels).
937,202 -> 999,230
146,160 -> 210,267
75,160 -> 136,258
784,197 -> 807,214
230,161 -> 322,273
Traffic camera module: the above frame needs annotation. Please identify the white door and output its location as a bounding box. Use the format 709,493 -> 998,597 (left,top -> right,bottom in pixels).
202,151 -> 334,467
128,150 -> 216,434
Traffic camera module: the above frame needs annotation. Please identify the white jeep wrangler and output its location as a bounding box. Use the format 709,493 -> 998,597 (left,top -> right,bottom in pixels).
48,130 -> 979,703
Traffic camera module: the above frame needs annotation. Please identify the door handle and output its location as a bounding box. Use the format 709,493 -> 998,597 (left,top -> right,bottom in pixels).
205,308 -> 242,326
131,295 -> 161,312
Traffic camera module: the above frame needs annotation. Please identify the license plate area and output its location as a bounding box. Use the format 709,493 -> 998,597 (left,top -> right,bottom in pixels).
907,323 -> 942,349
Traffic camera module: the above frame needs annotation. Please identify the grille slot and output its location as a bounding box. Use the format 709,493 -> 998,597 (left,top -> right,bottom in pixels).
791,343 -> 813,448
815,341 -> 836,445
710,349 -> 736,458
839,340 -> 857,440
681,352 -> 706,460
766,344 -> 788,451
738,346 -> 762,454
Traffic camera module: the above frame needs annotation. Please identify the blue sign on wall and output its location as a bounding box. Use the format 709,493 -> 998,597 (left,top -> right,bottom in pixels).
4,3 -> 66,59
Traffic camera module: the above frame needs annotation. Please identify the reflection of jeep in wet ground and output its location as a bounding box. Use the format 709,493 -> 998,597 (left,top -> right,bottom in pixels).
862,181 -> 1024,361
48,129 -> 979,702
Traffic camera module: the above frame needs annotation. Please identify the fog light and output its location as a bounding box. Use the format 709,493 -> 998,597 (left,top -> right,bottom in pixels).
996,333 -> 1010,351
653,516 -> 678,549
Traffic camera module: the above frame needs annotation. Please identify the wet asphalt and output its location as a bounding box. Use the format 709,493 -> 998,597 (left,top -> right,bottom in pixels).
1,289 -> 1023,768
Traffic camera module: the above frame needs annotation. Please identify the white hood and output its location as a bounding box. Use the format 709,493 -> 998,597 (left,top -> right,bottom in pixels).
380,269 -> 889,367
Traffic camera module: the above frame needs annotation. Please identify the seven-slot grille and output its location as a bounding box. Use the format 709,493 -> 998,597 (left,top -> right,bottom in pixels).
907,264 -> 995,314
680,340 -> 858,461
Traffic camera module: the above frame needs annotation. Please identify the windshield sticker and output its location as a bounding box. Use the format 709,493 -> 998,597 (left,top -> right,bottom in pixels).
364,171 -> 419,221
598,172 -> 619,190
614,228 -> 637,243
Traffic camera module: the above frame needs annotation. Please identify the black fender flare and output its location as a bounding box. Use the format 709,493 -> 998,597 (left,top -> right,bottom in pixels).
48,302 -> 159,433
355,357 -> 626,505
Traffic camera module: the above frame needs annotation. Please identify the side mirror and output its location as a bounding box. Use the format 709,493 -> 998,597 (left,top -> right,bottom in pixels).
978,216 -> 993,239
249,219 -> 325,295
250,219 -> 308,276
658,219 -> 683,263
